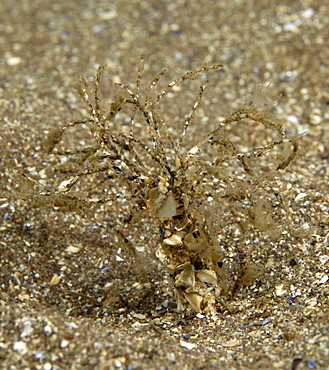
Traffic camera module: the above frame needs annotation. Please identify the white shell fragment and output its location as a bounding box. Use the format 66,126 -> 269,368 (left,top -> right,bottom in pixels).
221,338 -> 240,347
294,192 -> 307,201
163,234 -> 182,246
176,266 -> 195,288
50,274 -> 61,286
18,293 -> 30,301
155,193 -> 177,218
58,178 -> 76,192
180,340 -> 197,350
312,274 -> 328,285
166,264 -> 176,274
196,270 -> 217,286
189,146 -> 199,155
275,284 -> 287,296
184,292 -> 203,313
132,313 -> 146,320
65,245 -> 81,254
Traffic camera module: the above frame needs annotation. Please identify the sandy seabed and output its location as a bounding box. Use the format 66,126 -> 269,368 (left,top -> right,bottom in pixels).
1,0 -> 328,369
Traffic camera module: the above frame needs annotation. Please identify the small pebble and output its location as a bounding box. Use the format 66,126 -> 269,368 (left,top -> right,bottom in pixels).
13,341 -> 27,355
60,339 -> 69,348
289,258 -> 297,266
307,361 -> 316,369
292,358 -> 303,370
6,56 -> 22,66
